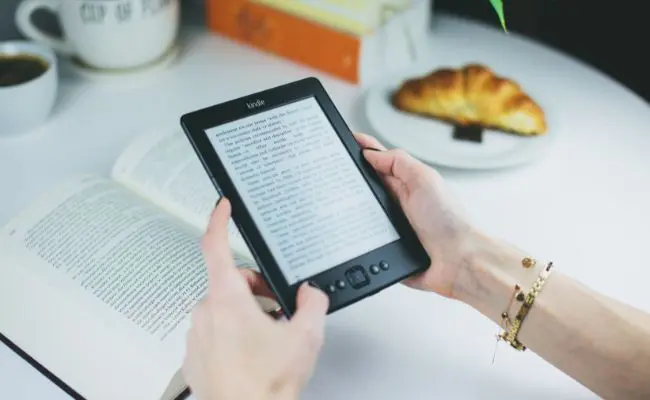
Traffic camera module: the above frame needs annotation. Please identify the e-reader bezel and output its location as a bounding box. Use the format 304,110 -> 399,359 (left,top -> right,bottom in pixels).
180,77 -> 431,316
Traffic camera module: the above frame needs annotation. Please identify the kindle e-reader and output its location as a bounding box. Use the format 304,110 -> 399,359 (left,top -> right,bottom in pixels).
180,77 -> 430,316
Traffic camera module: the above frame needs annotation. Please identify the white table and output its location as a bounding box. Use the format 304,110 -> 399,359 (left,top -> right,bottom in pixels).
2,13 -> 650,400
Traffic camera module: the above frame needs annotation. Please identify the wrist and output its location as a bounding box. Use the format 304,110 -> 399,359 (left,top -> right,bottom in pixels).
452,230 -> 544,324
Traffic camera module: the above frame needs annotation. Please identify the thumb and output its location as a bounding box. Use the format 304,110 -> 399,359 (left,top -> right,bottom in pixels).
290,283 -> 329,345
363,148 -> 422,183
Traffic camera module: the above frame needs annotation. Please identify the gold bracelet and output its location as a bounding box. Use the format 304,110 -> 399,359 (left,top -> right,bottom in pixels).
499,261 -> 554,351
492,283 -> 521,363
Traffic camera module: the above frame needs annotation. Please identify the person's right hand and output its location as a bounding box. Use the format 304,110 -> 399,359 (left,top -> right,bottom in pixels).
183,198 -> 329,400
354,133 -> 476,298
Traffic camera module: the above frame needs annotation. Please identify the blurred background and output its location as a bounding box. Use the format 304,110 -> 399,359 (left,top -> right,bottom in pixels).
2,0 -> 647,103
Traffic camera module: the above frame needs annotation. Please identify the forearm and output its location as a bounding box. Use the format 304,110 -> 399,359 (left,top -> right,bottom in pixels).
454,231 -> 650,400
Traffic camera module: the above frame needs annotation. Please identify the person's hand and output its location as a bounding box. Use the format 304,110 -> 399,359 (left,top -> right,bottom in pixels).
354,133 -> 476,298
183,198 -> 329,400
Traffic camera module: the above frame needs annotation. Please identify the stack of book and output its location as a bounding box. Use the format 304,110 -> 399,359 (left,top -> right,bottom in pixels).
206,0 -> 432,84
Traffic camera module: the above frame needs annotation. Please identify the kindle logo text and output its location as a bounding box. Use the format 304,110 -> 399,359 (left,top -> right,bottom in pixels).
246,99 -> 265,109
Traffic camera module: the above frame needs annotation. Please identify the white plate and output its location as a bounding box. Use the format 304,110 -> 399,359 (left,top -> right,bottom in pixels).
363,72 -> 554,170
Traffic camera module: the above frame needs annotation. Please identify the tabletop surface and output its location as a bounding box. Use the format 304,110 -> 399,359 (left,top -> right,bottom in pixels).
2,13 -> 650,400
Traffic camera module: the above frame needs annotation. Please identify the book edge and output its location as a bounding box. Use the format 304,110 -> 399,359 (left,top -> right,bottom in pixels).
0,332 -> 190,400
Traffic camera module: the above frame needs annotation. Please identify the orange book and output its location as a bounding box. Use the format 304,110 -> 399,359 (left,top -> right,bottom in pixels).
205,0 -> 431,84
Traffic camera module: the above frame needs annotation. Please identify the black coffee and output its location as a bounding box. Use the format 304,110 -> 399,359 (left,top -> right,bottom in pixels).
0,54 -> 49,87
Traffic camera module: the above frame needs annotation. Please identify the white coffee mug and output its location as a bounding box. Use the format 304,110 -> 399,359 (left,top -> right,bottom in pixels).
0,41 -> 58,136
15,0 -> 180,70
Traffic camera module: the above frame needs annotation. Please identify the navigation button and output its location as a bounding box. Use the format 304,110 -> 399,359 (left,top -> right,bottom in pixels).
369,264 -> 380,275
326,284 -> 336,294
379,260 -> 389,270
345,266 -> 370,289
336,280 -> 346,289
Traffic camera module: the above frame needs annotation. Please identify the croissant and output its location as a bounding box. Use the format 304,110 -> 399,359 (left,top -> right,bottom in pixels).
391,64 -> 547,136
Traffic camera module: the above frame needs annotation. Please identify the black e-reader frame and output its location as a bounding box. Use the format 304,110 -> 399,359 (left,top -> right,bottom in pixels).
180,77 -> 431,316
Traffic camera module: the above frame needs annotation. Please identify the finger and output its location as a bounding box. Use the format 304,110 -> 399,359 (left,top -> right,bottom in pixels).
401,274 -> 428,291
257,296 -> 283,318
289,283 -> 329,346
353,132 -> 387,151
237,269 -> 282,316
239,269 -> 277,299
363,148 -> 422,185
384,175 -> 406,201
202,198 -> 235,288
201,198 -> 250,298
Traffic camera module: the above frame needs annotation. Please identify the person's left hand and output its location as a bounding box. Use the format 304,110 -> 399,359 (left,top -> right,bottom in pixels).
183,198 -> 330,400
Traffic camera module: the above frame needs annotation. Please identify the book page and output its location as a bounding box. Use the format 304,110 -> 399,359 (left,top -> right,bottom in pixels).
0,240 -> 167,400
0,176 -> 253,400
111,128 -> 253,259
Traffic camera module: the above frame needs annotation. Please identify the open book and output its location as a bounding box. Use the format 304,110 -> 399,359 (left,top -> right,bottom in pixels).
0,128 -> 279,400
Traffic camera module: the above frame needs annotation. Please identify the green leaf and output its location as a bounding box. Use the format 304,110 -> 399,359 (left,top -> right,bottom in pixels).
490,0 -> 508,32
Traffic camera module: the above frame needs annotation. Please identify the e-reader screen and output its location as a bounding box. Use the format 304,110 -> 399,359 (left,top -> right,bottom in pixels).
205,96 -> 401,284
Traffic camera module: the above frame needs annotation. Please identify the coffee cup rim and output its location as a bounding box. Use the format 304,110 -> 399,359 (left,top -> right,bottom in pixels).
0,40 -> 57,91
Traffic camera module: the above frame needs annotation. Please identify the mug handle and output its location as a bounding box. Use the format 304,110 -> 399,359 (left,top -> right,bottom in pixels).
15,0 -> 75,55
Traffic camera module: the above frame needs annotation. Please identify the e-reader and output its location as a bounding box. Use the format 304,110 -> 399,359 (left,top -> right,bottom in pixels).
180,77 -> 431,316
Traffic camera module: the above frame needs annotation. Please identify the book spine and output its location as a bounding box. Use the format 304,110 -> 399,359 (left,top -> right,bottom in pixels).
205,0 -> 362,83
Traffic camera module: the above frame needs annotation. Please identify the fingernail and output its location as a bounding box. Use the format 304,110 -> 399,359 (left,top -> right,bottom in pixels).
268,308 -> 284,320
